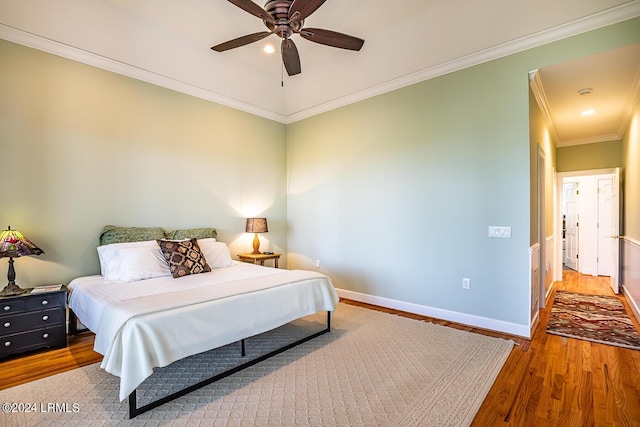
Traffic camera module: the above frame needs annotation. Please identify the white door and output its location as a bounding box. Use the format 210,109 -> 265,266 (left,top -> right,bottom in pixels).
609,169 -> 621,294
597,178 -> 613,276
563,182 -> 579,271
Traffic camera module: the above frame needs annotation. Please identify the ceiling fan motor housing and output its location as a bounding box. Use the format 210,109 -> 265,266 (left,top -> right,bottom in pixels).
264,0 -> 302,38
212,0 -> 364,76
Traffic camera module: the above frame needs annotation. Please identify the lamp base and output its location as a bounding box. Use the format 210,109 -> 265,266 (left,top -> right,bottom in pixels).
0,282 -> 28,297
251,233 -> 261,255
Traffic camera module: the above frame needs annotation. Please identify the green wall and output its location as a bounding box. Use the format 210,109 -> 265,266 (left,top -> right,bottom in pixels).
0,39 -> 287,287
622,103 -> 640,240
1,16 -> 638,336
287,17 -> 640,332
529,85 -> 556,243
556,140 -> 623,172
621,78 -> 640,321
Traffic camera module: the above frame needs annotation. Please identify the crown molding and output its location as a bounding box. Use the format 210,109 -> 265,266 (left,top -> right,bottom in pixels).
285,2 -> 640,123
528,70 -> 562,145
556,134 -> 623,147
1,1 -> 639,125
0,23 -> 287,123
528,71 -> 622,147
616,59 -> 640,137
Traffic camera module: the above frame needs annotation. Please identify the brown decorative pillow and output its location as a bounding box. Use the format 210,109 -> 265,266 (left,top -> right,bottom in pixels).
156,238 -> 211,278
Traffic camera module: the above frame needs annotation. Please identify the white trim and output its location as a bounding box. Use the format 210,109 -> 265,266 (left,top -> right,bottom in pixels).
623,285 -> 640,325
529,242 -> 541,336
557,134 -> 623,147
530,71 -> 561,145
623,235 -> 640,248
545,235 -> 555,283
617,59 -> 640,139
335,288 -> 531,339
2,2 -> 639,124
555,168 -> 621,282
286,2 -> 640,123
622,237 -> 640,324
530,64 -> 636,147
0,24 -> 287,124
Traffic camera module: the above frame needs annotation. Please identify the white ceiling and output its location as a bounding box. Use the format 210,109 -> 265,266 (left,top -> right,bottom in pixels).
533,43 -> 640,146
1,0 -> 639,135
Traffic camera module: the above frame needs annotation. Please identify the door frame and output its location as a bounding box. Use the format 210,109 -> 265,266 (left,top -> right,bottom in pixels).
610,168 -> 621,294
554,167 -> 620,282
537,146 -> 547,310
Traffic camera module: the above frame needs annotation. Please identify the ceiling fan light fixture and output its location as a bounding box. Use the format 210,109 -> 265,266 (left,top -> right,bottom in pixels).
213,0 -> 364,77
582,109 -> 596,116
263,44 -> 276,54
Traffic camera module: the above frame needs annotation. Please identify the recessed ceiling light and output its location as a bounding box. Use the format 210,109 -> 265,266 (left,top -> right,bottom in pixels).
581,109 -> 596,116
263,45 -> 275,54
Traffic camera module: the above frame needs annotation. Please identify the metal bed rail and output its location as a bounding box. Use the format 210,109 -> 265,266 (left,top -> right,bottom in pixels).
128,311 -> 332,418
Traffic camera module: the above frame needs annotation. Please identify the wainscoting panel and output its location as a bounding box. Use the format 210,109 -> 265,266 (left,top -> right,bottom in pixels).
530,243 -> 540,332
545,236 -> 555,302
622,237 -> 640,323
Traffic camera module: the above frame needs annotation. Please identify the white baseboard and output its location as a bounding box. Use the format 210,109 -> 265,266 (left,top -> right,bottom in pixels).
336,288 -> 531,339
623,286 -> 640,324
622,236 -> 640,324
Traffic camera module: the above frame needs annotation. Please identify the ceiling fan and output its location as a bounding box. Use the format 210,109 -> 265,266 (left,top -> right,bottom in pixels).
212,0 -> 365,76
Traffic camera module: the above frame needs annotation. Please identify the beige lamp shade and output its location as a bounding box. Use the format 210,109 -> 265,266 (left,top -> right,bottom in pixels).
245,218 -> 268,254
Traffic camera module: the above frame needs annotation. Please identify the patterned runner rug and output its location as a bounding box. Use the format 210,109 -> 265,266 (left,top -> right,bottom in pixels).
0,303 -> 513,426
547,291 -> 640,350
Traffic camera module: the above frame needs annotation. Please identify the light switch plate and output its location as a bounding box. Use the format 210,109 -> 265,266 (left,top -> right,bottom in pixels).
488,226 -> 511,238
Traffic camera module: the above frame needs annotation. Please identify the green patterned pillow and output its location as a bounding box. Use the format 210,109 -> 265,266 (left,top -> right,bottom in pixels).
164,228 -> 217,240
99,225 -> 165,246
156,238 -> 211,278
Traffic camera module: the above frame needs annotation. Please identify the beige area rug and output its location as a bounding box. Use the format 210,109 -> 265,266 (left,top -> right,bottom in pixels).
0,303 -> 513,426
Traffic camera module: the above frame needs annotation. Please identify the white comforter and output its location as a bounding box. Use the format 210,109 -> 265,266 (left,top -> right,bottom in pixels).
68,262 -> 338,401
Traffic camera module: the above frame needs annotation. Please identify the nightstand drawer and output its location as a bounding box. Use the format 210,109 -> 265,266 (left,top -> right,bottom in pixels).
26,293 -> 64,310
0,288 -> 67,359
0,326 -> 65,357
1,300 -> 27,315
0,308 -> 63,335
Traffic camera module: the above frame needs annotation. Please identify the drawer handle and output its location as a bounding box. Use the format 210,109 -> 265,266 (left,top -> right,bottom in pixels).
3,322 -> 9,328
43,333 -> 49,339
3,306 -> 9,311
41,300 -> 49,305
42,315 -> 49,321
4,341 -> 10,347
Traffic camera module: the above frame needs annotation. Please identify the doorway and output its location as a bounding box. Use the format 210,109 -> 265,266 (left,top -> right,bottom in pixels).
555,168 -> 620,294
562,181 -> 579,271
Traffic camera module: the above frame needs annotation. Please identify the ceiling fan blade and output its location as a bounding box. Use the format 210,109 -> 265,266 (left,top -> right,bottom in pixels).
211,31 -> 271,52
281,39 -> 301,76
288,0 -> 326,23
227,0 -> 275,24
300,28 -> 364,51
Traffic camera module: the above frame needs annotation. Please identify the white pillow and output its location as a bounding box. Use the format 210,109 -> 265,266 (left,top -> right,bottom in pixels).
198,238 -> 233,269
106,246 -> 170,282
97,240 -> 166,280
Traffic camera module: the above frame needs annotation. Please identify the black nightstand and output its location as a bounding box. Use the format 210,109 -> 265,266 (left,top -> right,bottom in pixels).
0,288 -> 67,358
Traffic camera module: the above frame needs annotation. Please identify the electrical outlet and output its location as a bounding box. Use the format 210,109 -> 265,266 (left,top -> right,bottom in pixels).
315,260 -> 320,268
463,278 -> 470,289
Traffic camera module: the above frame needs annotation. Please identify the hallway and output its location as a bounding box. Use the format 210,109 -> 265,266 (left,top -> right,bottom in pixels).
473,269 -> 640,426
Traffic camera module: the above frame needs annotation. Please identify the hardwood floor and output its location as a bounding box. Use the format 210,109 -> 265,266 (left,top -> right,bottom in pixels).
472,270 -> 640,426
1,270 -> 639,425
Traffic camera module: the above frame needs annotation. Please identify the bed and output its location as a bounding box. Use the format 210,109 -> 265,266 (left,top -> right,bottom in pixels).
67,226 -> 338,418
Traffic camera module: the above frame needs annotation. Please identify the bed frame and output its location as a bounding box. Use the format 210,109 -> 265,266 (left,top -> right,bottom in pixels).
70,309 -> 332,418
